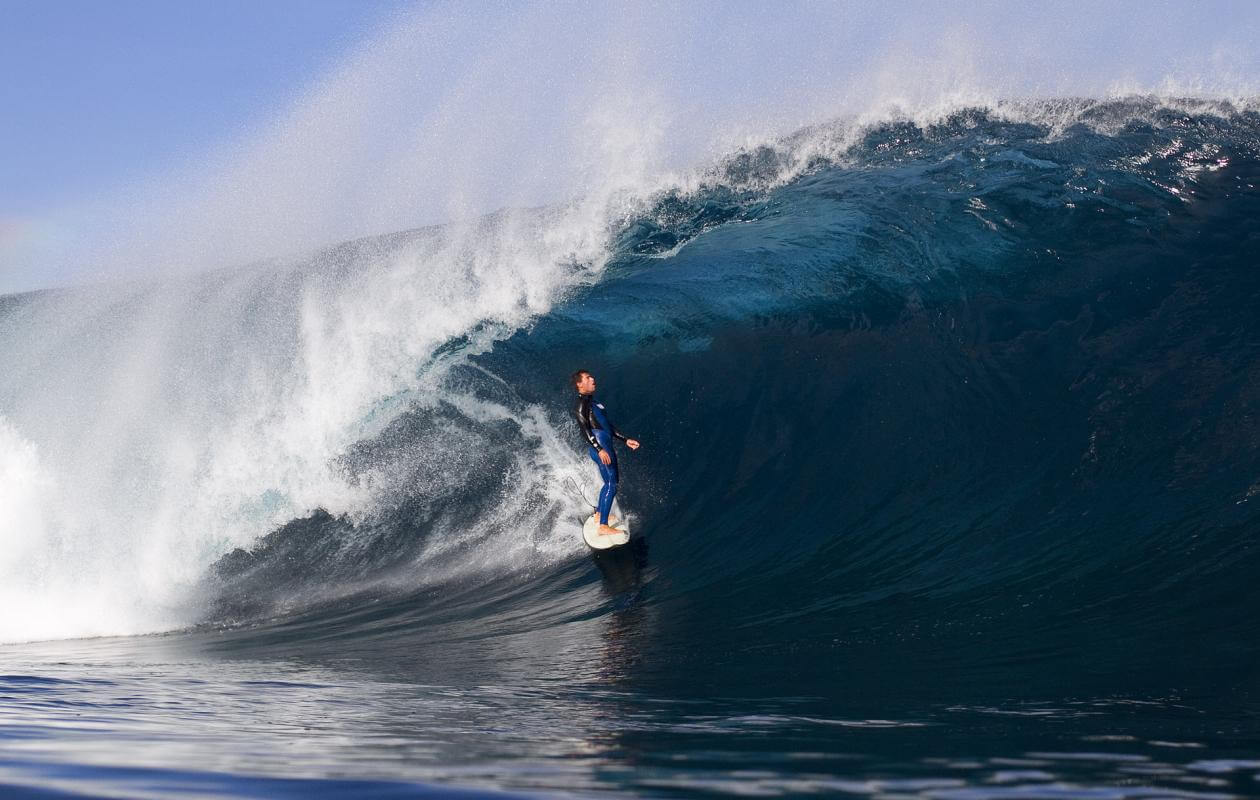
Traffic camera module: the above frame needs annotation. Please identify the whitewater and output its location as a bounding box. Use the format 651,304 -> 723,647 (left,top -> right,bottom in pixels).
3,2 -> 1260,798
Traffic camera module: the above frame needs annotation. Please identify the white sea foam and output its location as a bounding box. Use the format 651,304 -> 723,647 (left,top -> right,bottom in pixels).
0,6 -> 688,643
2,2 -> 1258,643
0,201 -> 632,642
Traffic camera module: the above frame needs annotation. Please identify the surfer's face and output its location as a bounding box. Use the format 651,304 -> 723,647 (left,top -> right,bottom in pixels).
576,373 -> 596,394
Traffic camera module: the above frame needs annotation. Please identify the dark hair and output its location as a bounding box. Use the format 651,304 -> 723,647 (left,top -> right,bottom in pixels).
570,369 -> 590,388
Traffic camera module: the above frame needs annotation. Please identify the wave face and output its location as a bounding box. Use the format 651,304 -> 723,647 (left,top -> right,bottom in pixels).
196,97 -> 1260,688
3,98 -> 1260,687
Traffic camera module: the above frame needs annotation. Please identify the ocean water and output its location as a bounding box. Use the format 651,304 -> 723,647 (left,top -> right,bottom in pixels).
2,97 -> 1260,797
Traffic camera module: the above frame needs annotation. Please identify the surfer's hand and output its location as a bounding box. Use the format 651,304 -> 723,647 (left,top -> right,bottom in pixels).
599,450 -> 612,466
626,439 -> 640,450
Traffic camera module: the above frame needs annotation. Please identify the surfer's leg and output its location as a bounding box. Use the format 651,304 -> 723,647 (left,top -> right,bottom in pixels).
597,464 -> 618,525
594,455 -> 618,525
589,436 -> 618,526
588,447 -> 611,524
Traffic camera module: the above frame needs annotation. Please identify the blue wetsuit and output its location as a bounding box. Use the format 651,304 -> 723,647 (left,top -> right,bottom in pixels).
575,393 -> 630,525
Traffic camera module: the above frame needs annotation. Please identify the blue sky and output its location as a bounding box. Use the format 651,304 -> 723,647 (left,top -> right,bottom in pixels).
2,1 -> 1259,294
1,0 -> 405,217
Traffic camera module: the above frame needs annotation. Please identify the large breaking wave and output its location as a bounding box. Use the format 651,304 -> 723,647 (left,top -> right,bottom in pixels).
2,98 -> 1259,681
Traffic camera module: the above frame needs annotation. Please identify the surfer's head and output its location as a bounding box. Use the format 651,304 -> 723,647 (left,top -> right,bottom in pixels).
571,370 -> 595,395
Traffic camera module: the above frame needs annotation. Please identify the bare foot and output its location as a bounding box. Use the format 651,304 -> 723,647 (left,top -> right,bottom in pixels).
598,524 -> 622,536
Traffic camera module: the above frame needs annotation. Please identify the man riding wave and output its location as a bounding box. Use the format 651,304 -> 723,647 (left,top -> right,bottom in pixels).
572,370 -> 640,537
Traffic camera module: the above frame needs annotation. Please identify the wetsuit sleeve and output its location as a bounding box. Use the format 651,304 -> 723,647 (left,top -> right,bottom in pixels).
597,398 -> 631,443
576,397 -> 602,450
606,421 -> 630,443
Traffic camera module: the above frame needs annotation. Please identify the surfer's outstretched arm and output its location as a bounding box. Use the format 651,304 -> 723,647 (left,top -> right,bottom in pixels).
609,427 -> 640,450
595,402 -> 639,451
604,418 -> 638,449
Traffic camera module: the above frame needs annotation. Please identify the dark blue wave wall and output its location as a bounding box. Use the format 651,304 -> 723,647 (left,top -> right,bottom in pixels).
210,100 -> 1260,695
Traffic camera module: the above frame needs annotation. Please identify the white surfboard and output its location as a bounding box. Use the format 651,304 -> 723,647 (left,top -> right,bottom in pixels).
582,513 -> 630,549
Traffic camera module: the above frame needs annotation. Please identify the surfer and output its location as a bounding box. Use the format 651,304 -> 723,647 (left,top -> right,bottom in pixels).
572,370 -> 640,537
